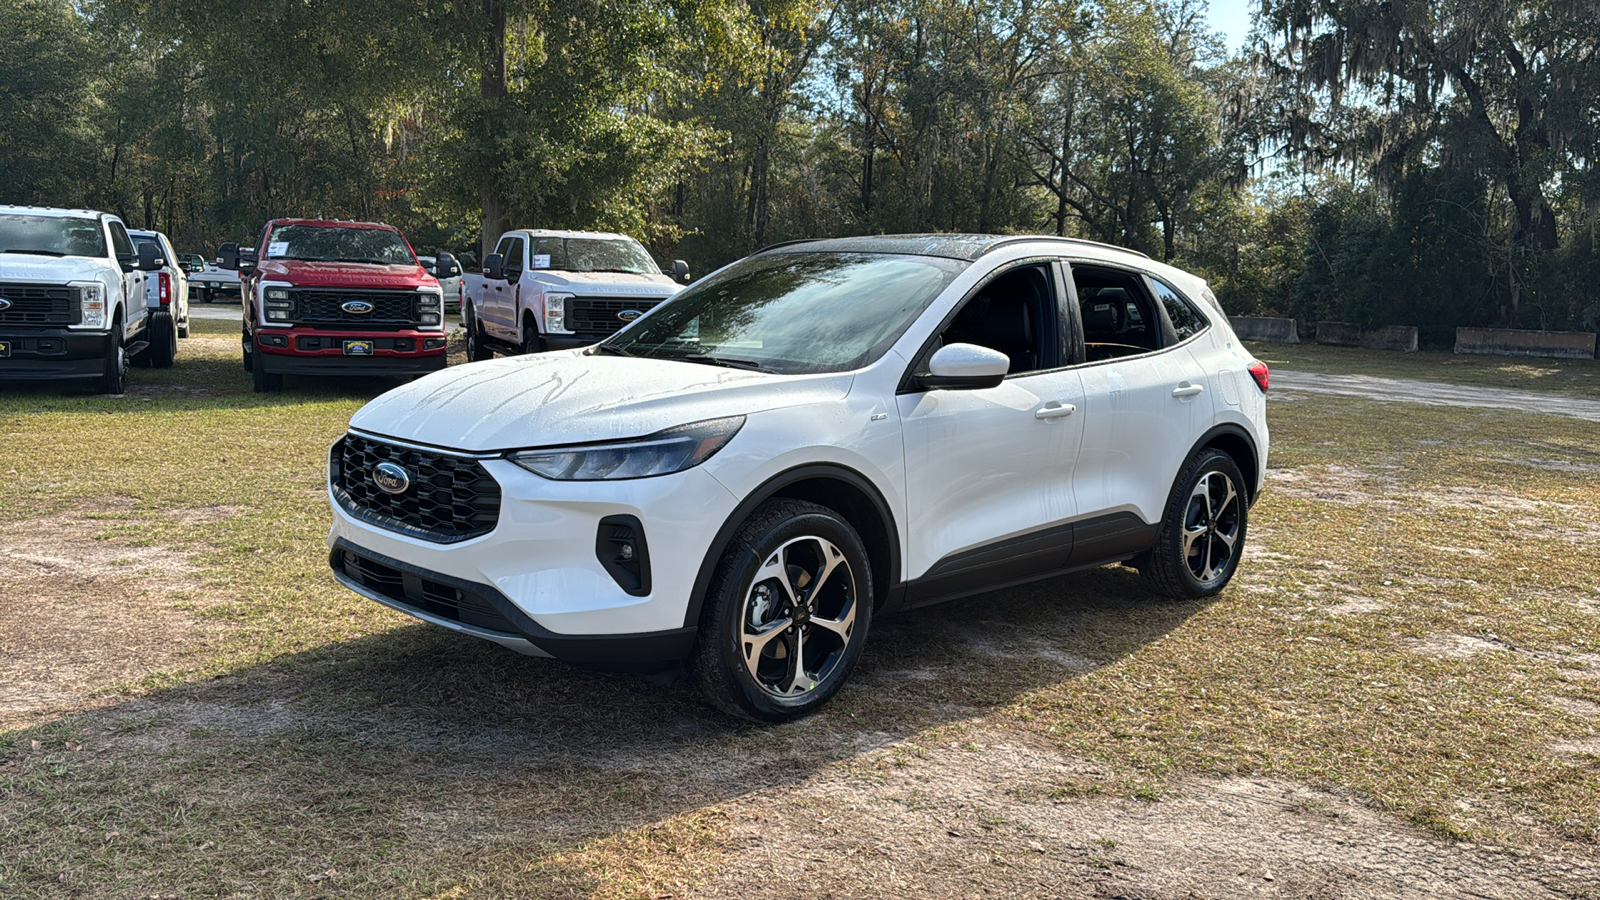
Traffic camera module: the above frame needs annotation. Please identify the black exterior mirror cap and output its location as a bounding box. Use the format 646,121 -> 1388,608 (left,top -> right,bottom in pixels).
483,253 -> 506,281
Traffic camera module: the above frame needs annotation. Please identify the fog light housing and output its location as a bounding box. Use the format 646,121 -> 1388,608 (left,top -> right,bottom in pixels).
596,515 -> 650,597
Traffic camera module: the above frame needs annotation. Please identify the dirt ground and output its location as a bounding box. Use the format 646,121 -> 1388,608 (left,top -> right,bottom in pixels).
4,350 -> 1600,898
1273,369 -> 1600,422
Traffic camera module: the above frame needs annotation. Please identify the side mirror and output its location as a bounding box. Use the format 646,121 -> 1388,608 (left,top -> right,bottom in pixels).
137,241 -> 165,271
920,343 -> 1010,390
436,251 -> 461,279
218,242 -> 240,270
671,259 -> 691,284
483,253 -> 506,282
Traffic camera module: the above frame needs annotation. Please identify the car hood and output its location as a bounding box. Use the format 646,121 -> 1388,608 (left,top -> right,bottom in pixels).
531,271 -> 681,296
350,352 -> 852,452
0,253 -> 113,281
256,259 -> 430,289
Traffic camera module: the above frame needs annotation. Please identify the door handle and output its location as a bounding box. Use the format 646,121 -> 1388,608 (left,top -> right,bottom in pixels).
1035,401 -> 1077,420
1172,383 -> 1205,398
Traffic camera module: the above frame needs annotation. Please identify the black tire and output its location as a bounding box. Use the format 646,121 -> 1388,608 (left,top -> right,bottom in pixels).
520,317 -> 545,355
692,499 -> 873,723
1141,449 -> 1249,600
94,315 -> 127,395
465,305 -> 494,362
199,288 -> 211,303
241,330 -> 253,372
251,355 -> 282,392
147,313 -> 177,368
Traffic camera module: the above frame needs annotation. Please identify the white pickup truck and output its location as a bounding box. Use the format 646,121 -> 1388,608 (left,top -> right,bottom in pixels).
0,205 -> 168,393
462,229 -> 690,360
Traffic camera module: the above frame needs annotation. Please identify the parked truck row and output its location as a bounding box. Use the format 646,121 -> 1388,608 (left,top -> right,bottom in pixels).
1,205 -> 696,394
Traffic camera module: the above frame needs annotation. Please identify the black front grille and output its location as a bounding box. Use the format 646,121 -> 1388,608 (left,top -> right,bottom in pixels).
566,297 -> 664,335
331,434 -> 501,543
294,290 -> 419,327
0,283 -> 79,326
337,549 -> 520,635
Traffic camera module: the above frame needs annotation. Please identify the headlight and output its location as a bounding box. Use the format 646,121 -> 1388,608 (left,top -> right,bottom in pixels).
73,282 -> 105,328
509,416 -> 744,480
545,292 -> 571,333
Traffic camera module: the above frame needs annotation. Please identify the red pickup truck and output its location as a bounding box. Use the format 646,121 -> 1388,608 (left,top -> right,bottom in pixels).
219,219 -> 460,391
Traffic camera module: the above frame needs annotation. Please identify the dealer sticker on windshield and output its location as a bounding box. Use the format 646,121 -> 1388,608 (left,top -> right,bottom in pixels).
266,241 -> 290,257
343,340 -> 374,356
532,254 -> 551,269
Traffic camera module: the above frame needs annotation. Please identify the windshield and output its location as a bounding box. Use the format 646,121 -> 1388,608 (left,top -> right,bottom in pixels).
0,214 -> 107,258
529,237 -> 658,275
263,224 -> 415,265
601,252 -> 963,375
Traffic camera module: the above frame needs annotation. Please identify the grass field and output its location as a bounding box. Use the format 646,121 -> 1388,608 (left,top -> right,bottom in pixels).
2,330 -> 1598,897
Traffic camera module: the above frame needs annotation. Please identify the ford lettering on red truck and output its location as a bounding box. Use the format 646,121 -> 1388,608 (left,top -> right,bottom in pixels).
219,219 -> 460,392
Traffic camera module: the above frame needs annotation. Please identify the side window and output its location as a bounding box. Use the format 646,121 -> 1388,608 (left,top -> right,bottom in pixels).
500,236 -> 525,277
1151,278 -> 1208,342
1072,265 -> 1164,363
928,263 -> 1060,375
108,220 -> 134,260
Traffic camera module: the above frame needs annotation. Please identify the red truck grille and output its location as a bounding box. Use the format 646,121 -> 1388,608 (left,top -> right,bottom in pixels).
293,289 -> 420,327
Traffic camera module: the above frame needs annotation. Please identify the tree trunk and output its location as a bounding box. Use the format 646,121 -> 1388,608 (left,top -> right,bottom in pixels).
480,0 -> 510,262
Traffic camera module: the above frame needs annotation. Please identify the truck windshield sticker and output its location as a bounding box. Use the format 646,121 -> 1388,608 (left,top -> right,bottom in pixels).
532,254 -> 551,269
267,241 -> 290,257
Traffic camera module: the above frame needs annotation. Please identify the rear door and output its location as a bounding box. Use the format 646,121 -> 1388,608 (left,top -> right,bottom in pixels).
1067,262 -> 1211,557
897,259 -> 1087,603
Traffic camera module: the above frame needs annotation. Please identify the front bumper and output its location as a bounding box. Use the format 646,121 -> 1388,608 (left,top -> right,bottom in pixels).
0,329 -> 110,380
327,454 -> 741,664
256,329 -> 448,377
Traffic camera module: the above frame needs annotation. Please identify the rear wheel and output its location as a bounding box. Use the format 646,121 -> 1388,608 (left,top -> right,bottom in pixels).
693,499 -> 872,722
94,315 -> 126,395
1141,449 -> 1248,600
146,312 -> 177,368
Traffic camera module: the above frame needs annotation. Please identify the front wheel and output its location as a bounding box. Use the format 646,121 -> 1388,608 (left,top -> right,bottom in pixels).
692,499 -> 873,722
1141,449 -> 1248,600
94,316 -> 126,395
465,305 -> 494,362
251,356 -> 282,392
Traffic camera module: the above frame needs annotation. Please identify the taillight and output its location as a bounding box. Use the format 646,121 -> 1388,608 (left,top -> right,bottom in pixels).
1247,360 -> 1269,393
158,271 -> 171,306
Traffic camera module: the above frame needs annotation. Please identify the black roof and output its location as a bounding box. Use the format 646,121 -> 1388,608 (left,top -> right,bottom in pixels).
755,233 -> 1148,261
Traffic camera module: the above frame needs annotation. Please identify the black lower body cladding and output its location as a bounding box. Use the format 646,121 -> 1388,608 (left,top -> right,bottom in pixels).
0,329 -> 112,380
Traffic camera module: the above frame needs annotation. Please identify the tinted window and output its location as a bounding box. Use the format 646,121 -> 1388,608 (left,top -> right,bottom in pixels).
498,236 -> 525,274
605,252 -> 963,375
0,214 -> 108,258
1152,278 -> 1208,341
109,221 -> 135,259
1072,265 -> 1163,362
931,264 -> 1059,375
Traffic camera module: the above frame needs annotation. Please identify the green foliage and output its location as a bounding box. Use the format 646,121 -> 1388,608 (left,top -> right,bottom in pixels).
0,0 -> 103,205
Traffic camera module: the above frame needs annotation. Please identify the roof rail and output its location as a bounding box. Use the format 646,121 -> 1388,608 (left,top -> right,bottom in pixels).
990,235 -> 1150,259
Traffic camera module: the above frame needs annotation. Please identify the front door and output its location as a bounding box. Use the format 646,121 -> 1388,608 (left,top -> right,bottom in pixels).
481,235 -> 524,341
896,261 -> 1086,603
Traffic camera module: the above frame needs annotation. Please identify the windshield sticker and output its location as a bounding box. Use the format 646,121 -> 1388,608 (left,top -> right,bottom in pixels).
532,254 -> 551,269
266,241 -> 290,257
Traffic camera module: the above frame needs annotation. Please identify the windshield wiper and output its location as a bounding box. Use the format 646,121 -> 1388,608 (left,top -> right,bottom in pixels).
589,344 -> 633,357
679,353 -> 772,373
1,248 -> 66,257
580,268 -> 649,275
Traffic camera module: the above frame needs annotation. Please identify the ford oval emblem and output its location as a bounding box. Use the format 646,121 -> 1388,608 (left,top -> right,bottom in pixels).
0,299 -> 11,312
342,300 -> 375,315
372,462 -> 411,495
617,309 -> 643,323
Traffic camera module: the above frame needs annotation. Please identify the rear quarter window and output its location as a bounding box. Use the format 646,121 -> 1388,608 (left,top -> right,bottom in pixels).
1152,278 -> 1208,341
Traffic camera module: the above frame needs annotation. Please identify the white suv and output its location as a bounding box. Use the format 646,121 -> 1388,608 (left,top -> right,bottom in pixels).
327,235 -> 1270,721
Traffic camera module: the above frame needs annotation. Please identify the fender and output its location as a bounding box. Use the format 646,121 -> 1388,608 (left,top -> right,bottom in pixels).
1179,422 -> 1261,505
683,463 -> 903,629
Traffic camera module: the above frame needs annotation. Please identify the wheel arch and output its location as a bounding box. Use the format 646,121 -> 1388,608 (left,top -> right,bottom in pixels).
685,463 -> 901,629
1188,424 -> 1260,505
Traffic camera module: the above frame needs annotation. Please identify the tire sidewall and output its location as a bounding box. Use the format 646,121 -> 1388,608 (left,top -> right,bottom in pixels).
703,505 -> 873,722
1166,450 -> 1248,596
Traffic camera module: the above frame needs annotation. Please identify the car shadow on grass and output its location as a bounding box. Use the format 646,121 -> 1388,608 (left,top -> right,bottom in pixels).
1,566 -> 1207,895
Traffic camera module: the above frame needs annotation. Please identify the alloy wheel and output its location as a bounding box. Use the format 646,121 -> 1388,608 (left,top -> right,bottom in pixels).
1182,470 -> 1241,583
740,535 -> 859,698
